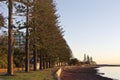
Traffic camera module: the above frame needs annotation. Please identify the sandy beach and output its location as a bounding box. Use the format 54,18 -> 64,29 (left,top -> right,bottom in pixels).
60,67 -> 113,80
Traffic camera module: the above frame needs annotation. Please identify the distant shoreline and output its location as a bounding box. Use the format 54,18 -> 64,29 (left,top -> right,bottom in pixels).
98,64 -> 120,67
60,66 -> 113,80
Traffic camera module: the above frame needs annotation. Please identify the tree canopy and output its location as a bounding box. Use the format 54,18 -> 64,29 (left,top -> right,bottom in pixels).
0,0 -> 73,75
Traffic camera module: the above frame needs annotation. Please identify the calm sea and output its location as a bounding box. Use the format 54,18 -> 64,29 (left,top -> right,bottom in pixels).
98,67 -> 120,80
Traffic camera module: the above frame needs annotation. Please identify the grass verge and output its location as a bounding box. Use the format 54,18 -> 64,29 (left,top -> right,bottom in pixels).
0,68 -> 58,80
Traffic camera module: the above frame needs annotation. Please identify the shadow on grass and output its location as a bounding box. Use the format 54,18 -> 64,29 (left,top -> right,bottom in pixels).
0,73 -> 6,80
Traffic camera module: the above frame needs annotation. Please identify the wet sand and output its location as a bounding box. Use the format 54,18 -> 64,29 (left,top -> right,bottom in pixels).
60,67 -> 113,80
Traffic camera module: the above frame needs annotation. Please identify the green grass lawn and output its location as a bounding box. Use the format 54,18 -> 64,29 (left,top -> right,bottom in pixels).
0,68 -> 58,80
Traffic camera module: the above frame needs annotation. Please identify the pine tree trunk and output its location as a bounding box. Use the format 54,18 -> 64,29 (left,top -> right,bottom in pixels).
46,61 -> 49,69
46,56 -> 48,69
33,46 -> 37,71
39,50 -> 42,70
7,0 -> 14,76
25,0 -> 30,72
33,17 -> 37,71
42,55 -> 46,69
48,57 -> 51,68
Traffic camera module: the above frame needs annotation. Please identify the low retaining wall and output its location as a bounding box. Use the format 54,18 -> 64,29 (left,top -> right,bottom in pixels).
56,68 -> 62,80
55,66 -> 76,80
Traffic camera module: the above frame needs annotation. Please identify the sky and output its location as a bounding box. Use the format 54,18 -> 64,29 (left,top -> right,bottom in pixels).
55,0 -> 120,64
0,0 -> 120,64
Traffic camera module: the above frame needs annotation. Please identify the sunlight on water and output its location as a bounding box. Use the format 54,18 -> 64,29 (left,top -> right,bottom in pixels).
98,67 -> 120,80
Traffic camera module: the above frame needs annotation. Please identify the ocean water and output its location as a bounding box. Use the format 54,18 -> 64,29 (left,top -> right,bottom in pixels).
98,67 -> 120,80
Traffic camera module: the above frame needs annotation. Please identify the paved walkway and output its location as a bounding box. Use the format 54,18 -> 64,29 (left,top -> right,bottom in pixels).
60,67 -> 113,80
